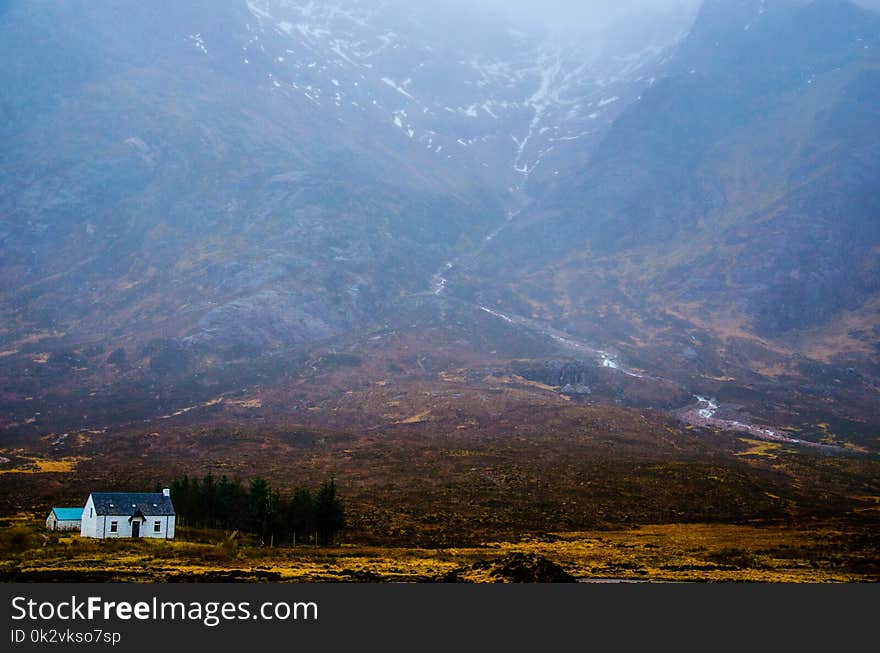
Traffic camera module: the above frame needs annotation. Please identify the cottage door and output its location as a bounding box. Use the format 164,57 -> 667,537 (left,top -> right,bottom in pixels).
131,521 -> 140,538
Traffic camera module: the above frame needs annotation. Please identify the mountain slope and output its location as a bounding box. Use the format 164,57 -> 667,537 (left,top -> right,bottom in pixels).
0,0 -> 685,399
465,0 -> 880,365
0,1 -> 501,356
0,0 -> 878,450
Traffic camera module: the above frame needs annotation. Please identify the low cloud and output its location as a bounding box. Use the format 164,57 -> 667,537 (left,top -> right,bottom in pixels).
463,0 -> 702,32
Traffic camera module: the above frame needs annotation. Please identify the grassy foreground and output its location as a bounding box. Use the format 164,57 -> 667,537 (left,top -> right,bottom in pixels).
1,517 -> 877,583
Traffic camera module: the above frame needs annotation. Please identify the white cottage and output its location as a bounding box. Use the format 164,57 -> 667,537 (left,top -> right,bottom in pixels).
46,507 -> 84,532
80,489 -> 176,540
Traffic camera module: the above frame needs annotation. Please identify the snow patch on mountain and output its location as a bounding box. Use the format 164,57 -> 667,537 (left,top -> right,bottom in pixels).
238,1 -> 685,182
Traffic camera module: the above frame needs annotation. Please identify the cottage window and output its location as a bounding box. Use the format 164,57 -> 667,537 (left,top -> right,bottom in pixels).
154,521 -> 161,533
89,508 -> 93,518
110,521 -> 118,533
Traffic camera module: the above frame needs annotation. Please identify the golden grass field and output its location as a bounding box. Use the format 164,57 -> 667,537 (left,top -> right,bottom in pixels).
1,516 -> 876,583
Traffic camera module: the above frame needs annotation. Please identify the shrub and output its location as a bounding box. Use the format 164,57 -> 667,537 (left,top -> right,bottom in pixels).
0,527 -> 38,554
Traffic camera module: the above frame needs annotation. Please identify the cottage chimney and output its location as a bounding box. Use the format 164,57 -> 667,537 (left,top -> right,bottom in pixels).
162,488 -> 170,497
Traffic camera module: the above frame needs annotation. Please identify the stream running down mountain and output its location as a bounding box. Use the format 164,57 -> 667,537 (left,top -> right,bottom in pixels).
424,209 -> 826,451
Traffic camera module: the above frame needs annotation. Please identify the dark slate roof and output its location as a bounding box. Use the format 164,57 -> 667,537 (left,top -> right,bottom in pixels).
89,493 -> 175,516
51,507 -> 83,521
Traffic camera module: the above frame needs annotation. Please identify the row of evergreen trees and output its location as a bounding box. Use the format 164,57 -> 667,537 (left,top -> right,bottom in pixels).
168,474 -> 345,545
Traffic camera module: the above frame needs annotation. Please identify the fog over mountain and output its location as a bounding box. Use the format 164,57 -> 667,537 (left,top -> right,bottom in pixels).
0,0 -> 879,483
466,0 -> 701,30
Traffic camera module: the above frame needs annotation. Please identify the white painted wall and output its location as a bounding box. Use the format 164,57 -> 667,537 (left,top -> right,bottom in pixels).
45,514 -> 80,531
80,496 -> 99,538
